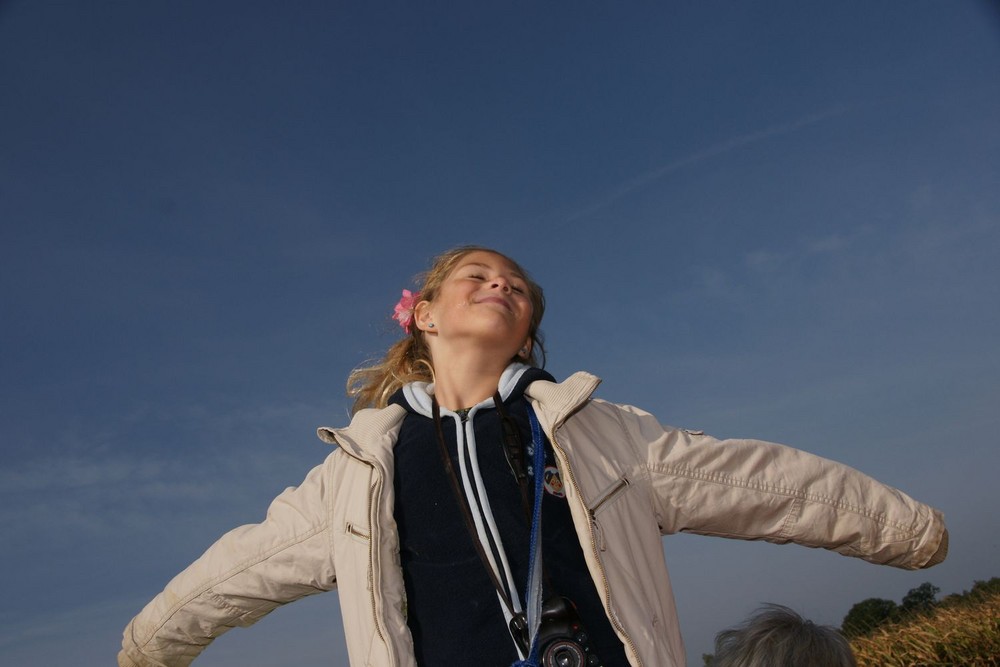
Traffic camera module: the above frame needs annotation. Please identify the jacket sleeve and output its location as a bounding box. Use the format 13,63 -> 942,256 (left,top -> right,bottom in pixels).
615,403 -> 948,570
118,452 -> 341,667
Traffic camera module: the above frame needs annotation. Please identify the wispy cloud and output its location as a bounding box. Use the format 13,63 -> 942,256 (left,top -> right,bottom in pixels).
0,395 -> 336,541
0,597 -> 136,650
0,456 -> 162,493
665,228 -> 870,305
742,227 -> 872,274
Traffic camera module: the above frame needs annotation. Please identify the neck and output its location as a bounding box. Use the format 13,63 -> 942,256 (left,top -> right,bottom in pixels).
430,349 -> 512,411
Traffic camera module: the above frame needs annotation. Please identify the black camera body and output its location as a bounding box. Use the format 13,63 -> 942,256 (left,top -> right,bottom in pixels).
509,596 -> 602,667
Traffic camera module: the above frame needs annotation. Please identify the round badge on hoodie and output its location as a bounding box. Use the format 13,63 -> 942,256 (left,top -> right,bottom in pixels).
543,465 -> 566,498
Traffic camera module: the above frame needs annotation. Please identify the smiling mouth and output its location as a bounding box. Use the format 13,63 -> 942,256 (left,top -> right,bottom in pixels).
477,297 -> 513,312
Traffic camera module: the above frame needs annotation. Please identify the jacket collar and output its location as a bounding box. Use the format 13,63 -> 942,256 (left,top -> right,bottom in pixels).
525,370 -> 601,432
316,369 -> 602,461
316,404 -> 408,463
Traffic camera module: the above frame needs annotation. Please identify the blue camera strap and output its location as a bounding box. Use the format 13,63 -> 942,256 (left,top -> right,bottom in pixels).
512,405 -> 547,667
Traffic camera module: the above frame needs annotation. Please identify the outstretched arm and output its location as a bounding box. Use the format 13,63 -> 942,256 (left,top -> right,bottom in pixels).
618,403 -> 947,570
119,454 -> 339,667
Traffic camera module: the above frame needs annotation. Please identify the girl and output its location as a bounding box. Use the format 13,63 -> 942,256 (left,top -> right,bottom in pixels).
120,246 -> 947,667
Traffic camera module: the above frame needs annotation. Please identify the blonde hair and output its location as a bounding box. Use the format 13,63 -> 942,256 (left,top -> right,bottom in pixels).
346,246 -> 546,413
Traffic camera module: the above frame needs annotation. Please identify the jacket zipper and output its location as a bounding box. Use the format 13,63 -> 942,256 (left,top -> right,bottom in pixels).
366,461 -> 400,666
549,430 -> 642,667
340,443 -> 400,667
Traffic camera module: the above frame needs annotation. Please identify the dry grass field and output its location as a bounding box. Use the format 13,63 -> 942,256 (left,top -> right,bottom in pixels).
851,590 -> 1000,667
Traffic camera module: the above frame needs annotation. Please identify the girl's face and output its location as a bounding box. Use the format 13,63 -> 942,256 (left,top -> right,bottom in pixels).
416,251 -> 534,359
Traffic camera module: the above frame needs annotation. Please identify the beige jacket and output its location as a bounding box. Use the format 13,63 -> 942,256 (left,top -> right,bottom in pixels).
119,371 -> 948,667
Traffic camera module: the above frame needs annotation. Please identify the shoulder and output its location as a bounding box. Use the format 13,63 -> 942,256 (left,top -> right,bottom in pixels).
316,403 -> 408,459
526,370 -> 665,425
525,370 -> 600,411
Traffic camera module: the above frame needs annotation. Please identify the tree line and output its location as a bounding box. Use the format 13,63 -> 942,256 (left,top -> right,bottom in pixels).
841,577 -> 1000,638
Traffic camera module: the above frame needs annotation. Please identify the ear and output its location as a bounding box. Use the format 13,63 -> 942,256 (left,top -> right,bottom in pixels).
518,338 -> 533,359
413,300 -> 435,333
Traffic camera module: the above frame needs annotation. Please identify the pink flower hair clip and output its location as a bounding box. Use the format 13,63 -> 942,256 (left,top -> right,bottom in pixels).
392,289 -> 421,334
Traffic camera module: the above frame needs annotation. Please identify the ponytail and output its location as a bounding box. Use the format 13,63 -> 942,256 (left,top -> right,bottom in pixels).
346,335 -> 433,414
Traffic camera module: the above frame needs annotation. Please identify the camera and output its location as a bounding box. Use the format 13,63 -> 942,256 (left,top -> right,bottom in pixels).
509,596 -> 602,667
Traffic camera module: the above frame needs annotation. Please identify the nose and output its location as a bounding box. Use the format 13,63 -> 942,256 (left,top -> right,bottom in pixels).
491,277 -> 511,293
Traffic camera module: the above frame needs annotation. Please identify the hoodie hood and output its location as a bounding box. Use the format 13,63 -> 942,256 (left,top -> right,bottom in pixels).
390,363 -> 555,419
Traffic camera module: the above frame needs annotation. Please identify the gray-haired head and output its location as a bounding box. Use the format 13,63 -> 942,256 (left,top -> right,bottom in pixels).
711,604 -> 857,667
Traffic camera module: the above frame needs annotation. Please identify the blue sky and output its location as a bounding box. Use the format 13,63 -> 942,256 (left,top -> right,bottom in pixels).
2,2 -> 998,665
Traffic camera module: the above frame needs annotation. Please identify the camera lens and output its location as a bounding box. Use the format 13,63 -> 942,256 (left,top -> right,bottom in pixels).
542,640 -> 586,667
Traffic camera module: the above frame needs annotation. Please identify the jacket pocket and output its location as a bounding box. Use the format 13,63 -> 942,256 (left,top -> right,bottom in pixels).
346,521 -> 371,543
344,521 -> 374,594
589,476 -> 631,516
588,476 -> 630,551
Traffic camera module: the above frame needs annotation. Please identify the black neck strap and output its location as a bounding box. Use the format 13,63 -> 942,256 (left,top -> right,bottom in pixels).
493,391 -> 534,520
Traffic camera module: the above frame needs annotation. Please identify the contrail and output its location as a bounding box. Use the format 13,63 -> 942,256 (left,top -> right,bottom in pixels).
563,105 -> 853,223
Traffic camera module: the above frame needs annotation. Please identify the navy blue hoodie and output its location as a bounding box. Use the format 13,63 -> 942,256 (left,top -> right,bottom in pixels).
390,365 -> 627,666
